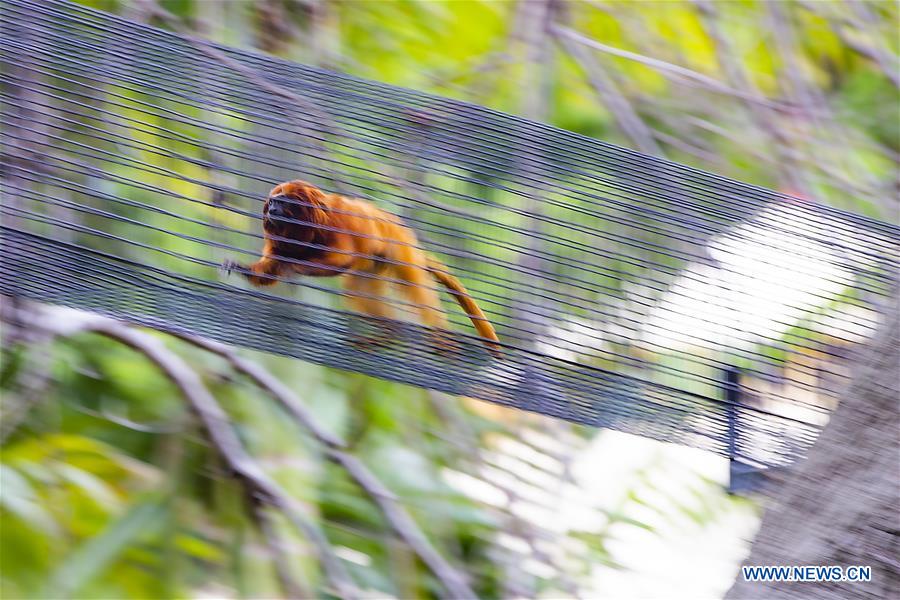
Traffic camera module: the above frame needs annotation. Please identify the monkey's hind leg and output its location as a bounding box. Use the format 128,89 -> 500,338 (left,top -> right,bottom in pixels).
344,275 -> 398,350
394,264 -> 459,356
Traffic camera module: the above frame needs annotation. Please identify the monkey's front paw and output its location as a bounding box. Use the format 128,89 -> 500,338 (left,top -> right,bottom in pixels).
220,259 -> 243,277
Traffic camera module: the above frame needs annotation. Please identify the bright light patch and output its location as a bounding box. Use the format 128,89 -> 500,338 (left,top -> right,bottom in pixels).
642,204 -> 869,351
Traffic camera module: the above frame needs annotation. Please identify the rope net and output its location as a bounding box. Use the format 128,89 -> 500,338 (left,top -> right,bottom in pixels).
2,0 -> 897,467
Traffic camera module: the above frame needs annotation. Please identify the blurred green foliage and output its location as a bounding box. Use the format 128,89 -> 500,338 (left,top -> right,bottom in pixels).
2,0 -> 896,598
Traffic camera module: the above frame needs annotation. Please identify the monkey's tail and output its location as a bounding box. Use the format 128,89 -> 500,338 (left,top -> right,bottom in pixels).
426,255 -> 501,355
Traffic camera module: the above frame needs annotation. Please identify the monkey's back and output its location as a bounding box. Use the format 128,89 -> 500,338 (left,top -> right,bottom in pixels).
327,195 -> 423,273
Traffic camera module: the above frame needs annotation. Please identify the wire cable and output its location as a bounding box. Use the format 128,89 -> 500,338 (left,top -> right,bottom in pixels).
1,0 -> 895,469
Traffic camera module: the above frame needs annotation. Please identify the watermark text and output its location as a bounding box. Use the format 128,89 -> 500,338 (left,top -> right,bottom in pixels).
742,565 -> 871,583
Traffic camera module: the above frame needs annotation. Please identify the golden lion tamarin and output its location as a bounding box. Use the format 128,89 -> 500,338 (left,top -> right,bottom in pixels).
223,180 -> 500,354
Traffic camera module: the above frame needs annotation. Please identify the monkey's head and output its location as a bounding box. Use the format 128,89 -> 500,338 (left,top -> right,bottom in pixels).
263,180 -> 329,242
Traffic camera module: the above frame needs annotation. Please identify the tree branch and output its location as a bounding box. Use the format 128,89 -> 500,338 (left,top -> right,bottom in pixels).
90,322 -> 360,599
170,332 -> 477,600
10,304 -> 359,600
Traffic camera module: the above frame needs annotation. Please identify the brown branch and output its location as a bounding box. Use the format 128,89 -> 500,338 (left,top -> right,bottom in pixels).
506,0 -> 557,334
0,298 -> 71,441
331,452 -> 475,598
835,27 -> 900,89
89,322 -> 359,600
516,0 -> 554,121
764,1 -> 890,209
173,332 -> 346,449
138,0 -> 358,197
12,305 -> 359,599
8,303 -> 589,597
170,333 -> 477,600
649,129 -> 722,165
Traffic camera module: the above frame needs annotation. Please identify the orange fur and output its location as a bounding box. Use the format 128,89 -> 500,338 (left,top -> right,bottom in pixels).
224,180 -> 500,353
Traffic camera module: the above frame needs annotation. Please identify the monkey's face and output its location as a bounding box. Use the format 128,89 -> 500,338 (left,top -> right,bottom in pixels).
264,194 -> 294,227
263,180 -> 328,244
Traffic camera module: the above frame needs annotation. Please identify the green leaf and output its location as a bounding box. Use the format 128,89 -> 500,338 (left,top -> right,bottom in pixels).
174,533 -> 225,562
44,498 -> 166,598
56,464 -> 122,511
0,465 -> 60,536
600,508 -> 656,533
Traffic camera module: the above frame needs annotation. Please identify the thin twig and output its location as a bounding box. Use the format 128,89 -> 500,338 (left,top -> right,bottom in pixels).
252,503 -> 315,600
508,0 -> 556,337
692,0 -> 808,194
552,19 -> 663,156
765,1 -> 885,205
0,340 -> 55,442
552,24 -> 795,111
834,0 -> 900,88
144,0 -> 502,230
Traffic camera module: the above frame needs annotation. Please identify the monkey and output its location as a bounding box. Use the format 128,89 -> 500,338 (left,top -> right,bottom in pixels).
223,180 -> 500,355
